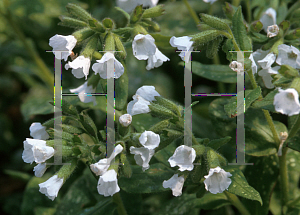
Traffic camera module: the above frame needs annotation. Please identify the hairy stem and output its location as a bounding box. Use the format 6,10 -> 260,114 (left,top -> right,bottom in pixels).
279,147 -> 289,208
224,191 -> 251,215
183,0 -> 201,25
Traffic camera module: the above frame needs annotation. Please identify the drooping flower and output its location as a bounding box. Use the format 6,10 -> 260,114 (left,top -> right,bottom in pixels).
168,145 -> 196,171
139,130 -> 160,149
97,169 -> 120,197
49,34 -> 77,61
22,138 -> 54,164
258,66 -> 280,89
70,81 -> 96,105
136,85 -> 160,101
92,52 -> 124,79
34,163 -> 47,177
169,36 -> 194,61
267,24 -> 279,38
119,114 -> 132,127
90,144 -> 123,176
132,34 -> 156,60
65,55 -> 91,79
249,49 -> 270,74
30,122 -> 49,140
229,61 -> 243,74
130,146 -> 155,171
273,88 -> 300,116
204,166 -> 232,194
39,175 -> 64,200
116,0 -> 159,13
162,174 -> 185,197
146,48 -> 170,70
260,8 -> 276,32
258,53 -> 276,69
276,44 -> 300,69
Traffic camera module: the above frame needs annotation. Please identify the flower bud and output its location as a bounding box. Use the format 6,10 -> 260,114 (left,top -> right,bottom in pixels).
72,28 -> 95,43
88,18 -> 105,33
114,34 -> 127,59
119,114 -> 132,127
149,103 -> 177,119
191,30 -> 223,47
200,13 -> 230,31
58,16 -> 88,28
81,35 -> 99,58
142,5 -> 165,18
154,97 -> 181,116
130,5 -> 144,24
104,33 -> 115,51
149,119 -> 170,134
102,18 -> 115,29
66,3 -> 92,22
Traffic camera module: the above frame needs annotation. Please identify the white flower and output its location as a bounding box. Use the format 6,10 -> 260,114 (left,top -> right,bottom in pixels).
204,166 -> 232,194
249,49 -> 270,74
65,55 -> 91,79
169,36 -> 193,61
127,86 -> 160,116
260,8 -> 276,32
139,130 -> 160,149
132,34 -> 157,60
229,61 -> 243,74
273,88 -> 300,116
22,138 -> 54,164
276,44 -> 300,69
34,163 -> 47,177
146,48 -> 169,70
258,53 -> 276,69
29,122 -> 49,140
97,169 -> 120,197
39,175 -> 64,200
90,144 -> 123,176
130,146 -> 155,171
49,34 -> 77,61
70,81 -> 96,105
258,66 -> 280,89
119,114 -> 132,127
168,145 -> 196,171
267,24 -> 279,38
162,174 -> 185,197
92,52 -> 124,79
116,0 -> 159,13
203,0 -> 218,4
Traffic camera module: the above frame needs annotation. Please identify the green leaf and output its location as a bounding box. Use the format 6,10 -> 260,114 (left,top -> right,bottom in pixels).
286,133 -> 300,152
250,20 -> 263,33
66,3 -> 92,22
115,63 -> 128,111
206,36 -> 223,59
130,5 -> 144,24
4,169 -> 31,182
76,200 -> 115,215
191,30 -> 223,47
222,2 -> 238,20
222,38 -> 234,61
142,5 -> 165,18
197,192 -> 231,210
224,166 -> 262,205
80,111 -> 98,139
205,136 -> 232,150
58,16 -> 88,28
224,87 -> 262,118
250,32 -> 269,43
251,89 -> 278,112
118,163 -> 174,193
278,65 -> 300,78
200,13 -> 230,31
34,207 -> 56,215
131,114 -> 161,133
179,61 -> 237,83
154,141 -> 177,167
62,99 -> 79,118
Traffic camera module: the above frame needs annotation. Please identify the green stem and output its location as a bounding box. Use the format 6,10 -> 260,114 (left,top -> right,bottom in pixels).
224,191 -> 251,215
279,147 -> 289,207
183,0 -> 201,25
113,192 -> 128,215
245,0 -> 251,23
4,10 -> 54,89
288,115 -> 300,139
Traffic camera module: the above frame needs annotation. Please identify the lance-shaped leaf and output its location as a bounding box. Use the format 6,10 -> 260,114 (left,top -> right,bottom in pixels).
58,16 -> 88,28
200,13 -> 231,31
251,89 -> 278,112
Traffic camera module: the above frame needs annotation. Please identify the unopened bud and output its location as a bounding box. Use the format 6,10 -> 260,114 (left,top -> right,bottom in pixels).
278,131 -> 288,156
229,61 -> 243,74
119,114 -> 132,127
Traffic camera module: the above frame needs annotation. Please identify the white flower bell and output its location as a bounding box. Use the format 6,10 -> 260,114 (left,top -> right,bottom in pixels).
146,48 -> 169,70
132,34 -> 157,60
34,163 -> 47,177
30,122 -> 49,140
22,138 -> 54,164
257,53 -> 276,69
168,145 -> 196,171
70,81 -> 96,105
276,44 -> 300,69
257,53 -> 279,89
162,174 -> 185,197
169,36 -> 194,62
49,34 -> 77,61
39,175 -> 64,200
97,169 -> 120,197
92,52 -> 124,79
267,24 -> 279,38
136,85 -> 160,101
119,114 -> 132,127
204,166 -> 232,194
273,88 -> 300,116
249,49 -> 270,74
116,0 -> 159,13
65,55 -> 91,79
139,130 -> 160,149
260,8 -> 276,32
130,146 -> 155,171
90,144 -> 123,176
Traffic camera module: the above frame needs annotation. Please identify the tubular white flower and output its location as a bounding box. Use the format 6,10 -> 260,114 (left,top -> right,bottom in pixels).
229,61 -> 243,74
22,138 -> 54,164
97,169 -> 120,197
267,24 -> 279,38
168,145 -> 196,171
204,166 -> 232,194
146,48 -> 170,70
139,130 -> 160,149
130,146 -> 155,171
92,52 -> 124,79
65,55 -> 91,79
132,34 -> 156,60
273,88 -> 300,116
258,66 -> 280,89
162,174 -> 185,197
260,8 -> 276,32
119,114 -> 132,127
30,122 -> 49,140
169,36 -> 194,61
276,44 -> 300,69
136,85 -> 160,101
116,0 -> 159,13
34,163 -> 47,177
250,49 -> 270,74
257,53 -> 276,69
49,34 -> 77,61
90,144 -> 123,176
39,175 -> 64,201
70,81 -> 96,105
